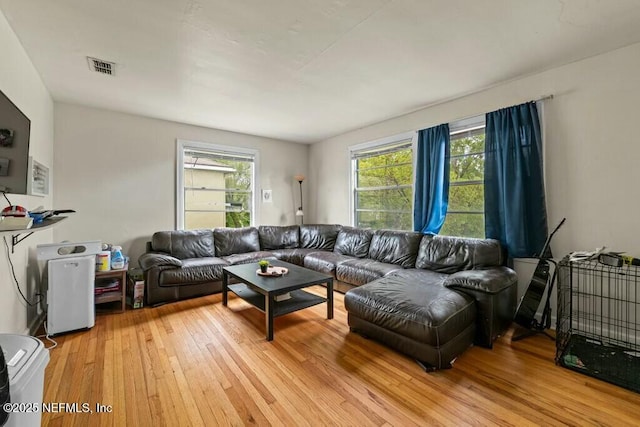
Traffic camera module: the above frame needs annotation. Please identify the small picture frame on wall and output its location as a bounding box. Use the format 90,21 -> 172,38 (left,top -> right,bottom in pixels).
27,157 -> 49,196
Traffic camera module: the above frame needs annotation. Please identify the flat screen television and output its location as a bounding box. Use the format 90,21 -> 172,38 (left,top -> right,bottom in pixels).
0,89 -> 31,195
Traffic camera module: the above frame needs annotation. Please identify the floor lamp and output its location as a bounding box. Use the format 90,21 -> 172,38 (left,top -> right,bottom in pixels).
294,174 -> 304,224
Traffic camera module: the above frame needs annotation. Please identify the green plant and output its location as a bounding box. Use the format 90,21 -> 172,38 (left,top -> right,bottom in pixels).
258,260 -> 269,267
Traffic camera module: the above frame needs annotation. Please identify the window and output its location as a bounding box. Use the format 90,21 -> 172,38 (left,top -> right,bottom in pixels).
350,132 -> 415,230
439,116 -> 486,238
177,140 -> 257,230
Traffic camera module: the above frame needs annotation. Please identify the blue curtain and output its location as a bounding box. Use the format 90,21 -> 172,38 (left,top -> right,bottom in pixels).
485,102 -> 548,257
414,123 -> 450,234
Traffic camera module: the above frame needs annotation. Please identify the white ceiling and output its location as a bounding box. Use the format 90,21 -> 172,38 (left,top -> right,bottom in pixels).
3,0 -> 640,143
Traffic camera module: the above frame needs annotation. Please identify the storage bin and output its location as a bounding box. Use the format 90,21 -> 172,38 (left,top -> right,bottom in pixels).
0,334 -> 49,427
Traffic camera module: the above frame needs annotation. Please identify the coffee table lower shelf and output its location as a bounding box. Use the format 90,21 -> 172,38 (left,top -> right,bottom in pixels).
227,284 -> 326,317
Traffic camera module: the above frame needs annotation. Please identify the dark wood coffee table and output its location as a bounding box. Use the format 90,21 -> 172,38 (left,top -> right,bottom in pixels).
222,261 -> 333,341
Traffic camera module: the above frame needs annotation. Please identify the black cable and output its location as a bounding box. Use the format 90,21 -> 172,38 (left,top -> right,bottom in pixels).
2,236 -> 40,306
1,191 -> 11,206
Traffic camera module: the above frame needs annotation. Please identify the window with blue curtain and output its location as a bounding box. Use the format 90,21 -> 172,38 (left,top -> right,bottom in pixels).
484,101 -> 548,258
354,103 -> 546,246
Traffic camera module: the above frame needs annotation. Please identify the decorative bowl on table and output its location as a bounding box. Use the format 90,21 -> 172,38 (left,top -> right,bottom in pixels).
256,266 -> 289,277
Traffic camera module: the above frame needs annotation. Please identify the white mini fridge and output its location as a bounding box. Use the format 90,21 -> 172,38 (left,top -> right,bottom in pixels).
37,241 -> 101,335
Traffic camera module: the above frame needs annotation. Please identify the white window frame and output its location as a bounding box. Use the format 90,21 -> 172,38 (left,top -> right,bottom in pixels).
348,131 -> 417,229
176,139 -> 259,230
441,115 -> 486,237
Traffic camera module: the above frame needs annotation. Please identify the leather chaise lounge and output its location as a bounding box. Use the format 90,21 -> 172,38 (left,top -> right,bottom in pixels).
139,224 -> 517,369
343,234 -> 517,369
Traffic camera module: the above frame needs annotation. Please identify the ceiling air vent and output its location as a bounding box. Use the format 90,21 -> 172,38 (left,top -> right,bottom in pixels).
87,57 -> 115,76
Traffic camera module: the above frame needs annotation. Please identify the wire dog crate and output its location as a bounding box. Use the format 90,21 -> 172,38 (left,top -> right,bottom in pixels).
556,257 -> 640,392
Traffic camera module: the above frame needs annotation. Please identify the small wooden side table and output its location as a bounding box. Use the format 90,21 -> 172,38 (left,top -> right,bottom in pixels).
95,269 -> 127,313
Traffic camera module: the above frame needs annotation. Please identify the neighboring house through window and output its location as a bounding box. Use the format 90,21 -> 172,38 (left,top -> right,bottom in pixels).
350,132 -> 415,230
177,140 -> 257,229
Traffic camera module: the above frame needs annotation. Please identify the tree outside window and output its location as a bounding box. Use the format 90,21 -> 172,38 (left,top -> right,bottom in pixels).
439,126 -> 485,238
352,140 -> 413,230
351,120 -> 485,238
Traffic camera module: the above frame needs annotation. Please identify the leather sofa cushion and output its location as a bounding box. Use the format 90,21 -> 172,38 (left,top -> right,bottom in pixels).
344,275 -> 476,347
300,224 -> 342,250
368,230 -> 423,268
336,258 -> 402,287
214,227 -> 261,257
272,248 -> 320,266
221,251 -> 277,265
258,225 -> 300,250
334,227 -> 373,258
151,229 -> 214,260
158,257 -> 228,286
304,251 -> 354,278
416,235 -> 504,273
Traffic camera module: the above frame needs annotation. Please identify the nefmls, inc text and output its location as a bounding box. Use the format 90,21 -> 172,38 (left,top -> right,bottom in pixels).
42,402 -> 112,413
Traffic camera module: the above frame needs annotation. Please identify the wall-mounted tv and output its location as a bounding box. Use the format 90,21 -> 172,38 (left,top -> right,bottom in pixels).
0,89 -> 31,195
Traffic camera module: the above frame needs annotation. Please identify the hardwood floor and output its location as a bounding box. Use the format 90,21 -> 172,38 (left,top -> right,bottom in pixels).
41,288 -> 640,426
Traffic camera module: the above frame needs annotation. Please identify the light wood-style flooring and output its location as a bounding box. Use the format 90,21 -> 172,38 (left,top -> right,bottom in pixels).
42,288 -> 640,426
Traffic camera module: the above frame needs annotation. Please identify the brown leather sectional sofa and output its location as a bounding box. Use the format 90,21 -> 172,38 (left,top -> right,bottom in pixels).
139,224 -> 518,369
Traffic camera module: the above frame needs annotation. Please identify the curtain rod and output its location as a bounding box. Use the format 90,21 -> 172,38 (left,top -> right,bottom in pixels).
497,93 -> 554,112
482,93 -> 554,114
434,94 -> 555,129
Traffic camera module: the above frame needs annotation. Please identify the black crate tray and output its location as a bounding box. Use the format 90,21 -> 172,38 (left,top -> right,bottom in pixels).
559,334 -> 640,393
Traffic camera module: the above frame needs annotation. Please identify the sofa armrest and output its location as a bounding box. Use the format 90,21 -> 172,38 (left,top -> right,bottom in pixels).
444,267 -> 517,295
139,252 -> 183,271
444,266 -> 518,348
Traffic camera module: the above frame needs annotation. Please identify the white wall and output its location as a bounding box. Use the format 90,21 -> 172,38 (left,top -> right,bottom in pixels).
53,104 -> 309,264
310,41 -> 640,261
0,10 -> 54,333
